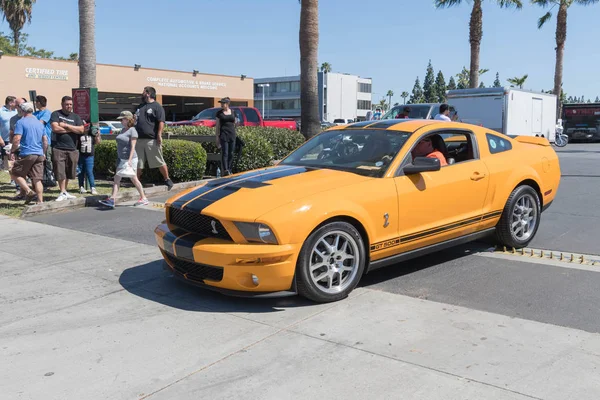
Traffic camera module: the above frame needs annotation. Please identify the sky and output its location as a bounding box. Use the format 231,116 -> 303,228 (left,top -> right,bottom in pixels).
2,0 -> 600,104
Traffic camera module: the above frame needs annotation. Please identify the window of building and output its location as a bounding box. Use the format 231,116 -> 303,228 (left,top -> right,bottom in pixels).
358,83 -> 372,93
357,100 -> 372,110
271,99 -> 300,110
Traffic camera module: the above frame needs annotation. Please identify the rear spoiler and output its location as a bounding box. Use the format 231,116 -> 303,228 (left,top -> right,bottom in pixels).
512,136 -> 551,146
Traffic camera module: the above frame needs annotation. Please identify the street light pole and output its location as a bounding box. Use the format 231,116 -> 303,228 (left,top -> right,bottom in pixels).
258,83 -> 270,117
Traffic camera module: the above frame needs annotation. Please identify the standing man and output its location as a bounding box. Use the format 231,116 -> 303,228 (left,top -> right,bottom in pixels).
50,96 -> 84,201
434,104 -> 452,121
10,102 -> 47,204
8,97 -> 27,195
134,86 -> 173,190
34,95 -> 55,189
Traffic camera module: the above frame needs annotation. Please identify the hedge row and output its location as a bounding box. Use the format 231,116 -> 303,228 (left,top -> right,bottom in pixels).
94,139 -> 207,183
164,125 -> 306,161
94,126 -> 306,183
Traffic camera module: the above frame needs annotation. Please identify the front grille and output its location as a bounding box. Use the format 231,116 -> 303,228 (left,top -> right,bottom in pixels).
168,206 -> 232,241
164,252 -> 224,282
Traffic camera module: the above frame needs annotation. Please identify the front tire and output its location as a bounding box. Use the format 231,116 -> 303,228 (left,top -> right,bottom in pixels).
495,185 -> 541,248
296,222 -> 366,303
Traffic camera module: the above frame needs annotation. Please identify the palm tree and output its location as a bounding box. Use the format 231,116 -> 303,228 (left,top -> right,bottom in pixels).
401,91 -> 409,104
386,90 -> 394,110
507,74 -> 528,89
0,0 -> 36,55
320,62 -> 331,73
533,0 -> 599,115
299,0 -> 320,139
78,0 -> 96,88
434,0 -> 522,88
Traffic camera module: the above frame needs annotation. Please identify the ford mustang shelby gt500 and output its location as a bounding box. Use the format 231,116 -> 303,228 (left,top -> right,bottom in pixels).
155,119 -> 560,303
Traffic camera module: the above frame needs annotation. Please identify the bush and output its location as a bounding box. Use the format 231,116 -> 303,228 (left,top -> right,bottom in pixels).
94,139 -> 207,183
239,126 -> 305,160
232,131 -> 273,173
162,125 -> 306,166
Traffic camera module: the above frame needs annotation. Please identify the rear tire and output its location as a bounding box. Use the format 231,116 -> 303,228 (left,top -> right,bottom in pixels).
495,185 -> 541,248
296,222 -> 366,303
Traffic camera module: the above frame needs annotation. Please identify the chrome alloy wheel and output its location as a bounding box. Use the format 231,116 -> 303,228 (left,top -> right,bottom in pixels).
511,194 -> 537,241
309,230 -> 360,294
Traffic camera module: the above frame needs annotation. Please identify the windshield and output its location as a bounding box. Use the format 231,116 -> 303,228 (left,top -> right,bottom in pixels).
280,128 -> 412,177
192,108 -> 219,121
563,106 -> 600,133
382,105 -> 432,119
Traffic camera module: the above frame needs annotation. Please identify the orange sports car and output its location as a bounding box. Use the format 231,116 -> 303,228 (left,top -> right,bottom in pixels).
155,119 -> 561,303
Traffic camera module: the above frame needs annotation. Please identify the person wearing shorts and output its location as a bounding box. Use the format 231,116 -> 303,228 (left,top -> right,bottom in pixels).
99,111 -> 148,208
50,96 -> 84,201
10,102 -> 48,204
134,86 -> 173,190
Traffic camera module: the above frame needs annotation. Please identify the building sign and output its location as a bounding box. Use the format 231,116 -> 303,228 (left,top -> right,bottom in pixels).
146,76 -> 226,90
73,89 -> 91,121
25,67 -> 69,81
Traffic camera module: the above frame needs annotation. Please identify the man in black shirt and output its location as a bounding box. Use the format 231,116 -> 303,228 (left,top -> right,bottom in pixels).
50,96 -> 84,201
134,86 -> 173,190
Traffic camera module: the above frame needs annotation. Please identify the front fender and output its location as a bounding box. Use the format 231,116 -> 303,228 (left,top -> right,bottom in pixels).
256,195 -> 377,247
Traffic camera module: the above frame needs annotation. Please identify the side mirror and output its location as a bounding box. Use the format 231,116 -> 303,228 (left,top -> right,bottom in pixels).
403,157 -> 441,174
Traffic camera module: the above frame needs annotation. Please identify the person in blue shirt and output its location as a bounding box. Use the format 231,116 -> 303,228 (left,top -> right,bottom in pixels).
0,96 -> 17,165
33,95 -> 55,189
9,102 -> 48,204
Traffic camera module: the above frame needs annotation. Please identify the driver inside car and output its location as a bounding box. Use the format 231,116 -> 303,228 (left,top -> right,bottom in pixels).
411,136 -> 448,166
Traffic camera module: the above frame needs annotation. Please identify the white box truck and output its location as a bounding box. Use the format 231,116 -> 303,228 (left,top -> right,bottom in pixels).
446,87 -> 557,141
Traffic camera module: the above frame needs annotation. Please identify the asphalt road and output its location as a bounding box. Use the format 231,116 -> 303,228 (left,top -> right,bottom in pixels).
27,143 -> 600,334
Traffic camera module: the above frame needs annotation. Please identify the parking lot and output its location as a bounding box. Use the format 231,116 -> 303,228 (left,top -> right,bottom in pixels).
1,143 -> 599,399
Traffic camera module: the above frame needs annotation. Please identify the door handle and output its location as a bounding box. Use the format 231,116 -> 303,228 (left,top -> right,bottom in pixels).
470,172 -> 486,181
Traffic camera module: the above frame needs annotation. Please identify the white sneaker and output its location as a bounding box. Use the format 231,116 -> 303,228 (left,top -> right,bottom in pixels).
79,186 -> 87,194
91,187 -> 98,195
64,192 -> 77,199
56,193 -> 68,202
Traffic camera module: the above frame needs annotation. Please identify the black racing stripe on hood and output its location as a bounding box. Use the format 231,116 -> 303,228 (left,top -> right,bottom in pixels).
183,166 -> 312,214
342,121 -> 379,129
366,120 -> 411,129
170,166 -> 296,208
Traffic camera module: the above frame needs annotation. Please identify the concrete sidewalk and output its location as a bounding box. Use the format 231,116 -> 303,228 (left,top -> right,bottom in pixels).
1,216 -> 599,400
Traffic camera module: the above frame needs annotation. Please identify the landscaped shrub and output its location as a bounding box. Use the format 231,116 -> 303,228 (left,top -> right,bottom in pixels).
243,126 -> 305,160
94,139 -> 207,183
232,131 -> 274,173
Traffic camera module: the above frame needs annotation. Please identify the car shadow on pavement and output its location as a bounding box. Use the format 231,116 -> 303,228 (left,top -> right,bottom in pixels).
358,242 -> 490,288
119,260 -> 316,313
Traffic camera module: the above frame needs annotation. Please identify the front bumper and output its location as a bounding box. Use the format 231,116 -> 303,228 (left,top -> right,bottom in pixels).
154,223 -> 301,296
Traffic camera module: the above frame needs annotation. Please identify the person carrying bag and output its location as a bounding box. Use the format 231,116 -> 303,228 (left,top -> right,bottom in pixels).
99,111 -> 148,208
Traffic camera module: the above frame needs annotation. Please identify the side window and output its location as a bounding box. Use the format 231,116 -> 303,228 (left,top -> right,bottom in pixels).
244,108 -> 260,123
486,133 -> 512,154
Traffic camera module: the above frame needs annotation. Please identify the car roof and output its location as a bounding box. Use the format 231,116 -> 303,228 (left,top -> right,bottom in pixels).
327,118 -> 447,132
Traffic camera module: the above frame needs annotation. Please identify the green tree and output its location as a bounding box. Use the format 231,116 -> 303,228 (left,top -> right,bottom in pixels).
386,90 -> 394,110
423,60 -> 437,102
320,62 -> 331,73
435,71 -> 447,102
434,0 -> 522,88
447,76 -> 457,91
493,72 -> 502,87
409,77 -> 424,104
507,74 -> 528,89
456,67 -> 470,89
533,0 -> 599,116
479,81 -> 486,88
595,96 -> 600,103
299,0 -> 320,139
0,0 -> 37,55
401,91 -> 409,104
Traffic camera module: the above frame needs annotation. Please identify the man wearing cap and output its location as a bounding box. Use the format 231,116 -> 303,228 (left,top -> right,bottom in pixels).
134,86 -> 173,190
10,102 -> 48,204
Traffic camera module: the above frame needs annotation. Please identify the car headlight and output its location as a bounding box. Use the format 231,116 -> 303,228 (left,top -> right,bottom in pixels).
234,222 -> 278,244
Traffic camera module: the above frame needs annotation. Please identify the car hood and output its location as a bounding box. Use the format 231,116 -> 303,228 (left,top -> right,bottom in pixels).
168,165 -> 372,220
